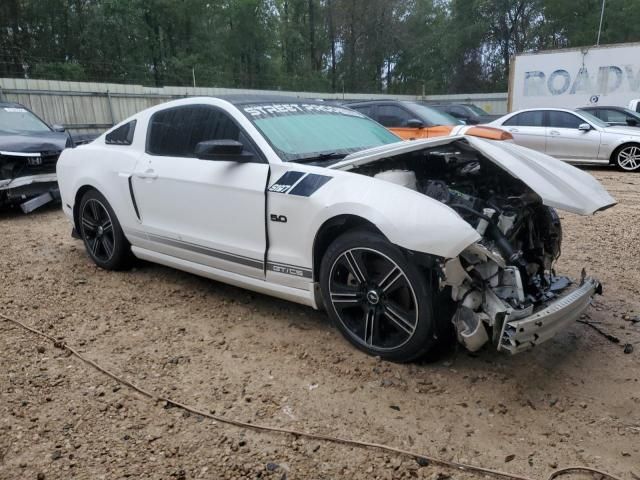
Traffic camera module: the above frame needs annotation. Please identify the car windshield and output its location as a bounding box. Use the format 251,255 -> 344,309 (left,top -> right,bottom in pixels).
409,103 -> 461,125
0,106 -> 51,133
466,104 -> 490,116
576,110 -> 609,128
241,102 -> 400,162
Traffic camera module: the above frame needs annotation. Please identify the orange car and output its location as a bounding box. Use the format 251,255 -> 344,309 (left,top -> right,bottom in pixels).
348,100 -> 511,141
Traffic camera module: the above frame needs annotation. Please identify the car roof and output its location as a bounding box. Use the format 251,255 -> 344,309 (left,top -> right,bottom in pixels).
215,95 -> 330,106
348,99 -> 416,107
508,107 -> 581,114
429,103 -> 473,107
578,106 -> 625,110
0,101 -> 25,108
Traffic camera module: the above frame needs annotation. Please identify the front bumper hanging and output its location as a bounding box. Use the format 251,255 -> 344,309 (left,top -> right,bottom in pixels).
0,174 -> 60,213
498,277 -> 601,354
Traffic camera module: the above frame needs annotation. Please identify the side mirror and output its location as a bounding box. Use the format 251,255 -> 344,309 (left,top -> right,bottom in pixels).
195,140 -> 253,162
626,118 -> 638,126
52,124 -> 66,132
578,123 -> 592,132
406,118 -> 425,129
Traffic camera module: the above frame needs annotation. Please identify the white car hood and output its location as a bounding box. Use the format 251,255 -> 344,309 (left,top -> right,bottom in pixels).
334,136 -> 616,216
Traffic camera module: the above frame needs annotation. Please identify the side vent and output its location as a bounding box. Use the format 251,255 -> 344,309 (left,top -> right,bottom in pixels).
128,175 -> 141,220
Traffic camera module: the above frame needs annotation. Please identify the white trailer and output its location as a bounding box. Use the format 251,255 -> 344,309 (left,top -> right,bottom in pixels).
508,42 -> 640,112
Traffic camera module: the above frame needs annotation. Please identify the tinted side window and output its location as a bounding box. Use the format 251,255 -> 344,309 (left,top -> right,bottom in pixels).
585,109 -> 603,120
350,105 -> 373,118
450,106 -> 467,117
147,106 -> 242,157
503,111 -> 544,127
548,111 -> 582,129
602,109 -> 628,123
376,105 -> 412,127
106,120 -> 136,145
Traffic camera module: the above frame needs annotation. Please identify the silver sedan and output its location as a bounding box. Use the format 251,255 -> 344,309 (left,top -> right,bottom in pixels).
488,108 -> 640,172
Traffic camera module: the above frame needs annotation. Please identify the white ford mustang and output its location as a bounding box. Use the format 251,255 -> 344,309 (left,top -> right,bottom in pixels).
57,96 -> 616,362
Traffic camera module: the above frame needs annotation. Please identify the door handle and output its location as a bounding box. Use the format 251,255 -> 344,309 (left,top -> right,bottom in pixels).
134,169 -> 158,180
508,128 -> 519,133
549,130 -> 561,136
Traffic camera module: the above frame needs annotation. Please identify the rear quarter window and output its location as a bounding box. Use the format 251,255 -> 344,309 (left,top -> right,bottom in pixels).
105,120 -> 137,145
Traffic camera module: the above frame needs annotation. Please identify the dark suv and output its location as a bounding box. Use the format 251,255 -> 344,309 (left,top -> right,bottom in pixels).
347,100 -> 462,140
428,103 -> 500,125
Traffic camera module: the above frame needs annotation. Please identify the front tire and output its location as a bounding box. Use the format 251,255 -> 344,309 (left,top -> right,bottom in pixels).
614,144 -> 640,171
78,189 -> 133,270
319,229 -> 441,362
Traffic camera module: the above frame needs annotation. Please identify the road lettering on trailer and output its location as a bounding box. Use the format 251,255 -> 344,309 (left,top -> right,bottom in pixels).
523,65 -> 640,97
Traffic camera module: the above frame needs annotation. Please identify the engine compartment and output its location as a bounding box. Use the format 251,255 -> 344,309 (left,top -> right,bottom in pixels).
351,140 -> 575,350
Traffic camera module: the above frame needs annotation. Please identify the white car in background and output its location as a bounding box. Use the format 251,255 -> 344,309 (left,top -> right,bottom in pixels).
488,108 -> 640,172
56,97 -> 615,362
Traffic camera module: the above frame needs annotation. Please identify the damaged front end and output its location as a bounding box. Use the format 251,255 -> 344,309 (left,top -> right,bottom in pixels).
424,143 -> 606,353
444,241 -> 601,354
0,150 -> 61,213
0,103 -> 71,213
427,142 -> 608,354
341,137 -> 614,354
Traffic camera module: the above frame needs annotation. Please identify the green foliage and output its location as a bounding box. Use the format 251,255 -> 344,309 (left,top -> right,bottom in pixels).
30,62 -> 87,81
1,0 -> 639,93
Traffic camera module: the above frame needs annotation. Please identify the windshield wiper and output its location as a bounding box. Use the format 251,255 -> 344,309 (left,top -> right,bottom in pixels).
293,152 -> 347,164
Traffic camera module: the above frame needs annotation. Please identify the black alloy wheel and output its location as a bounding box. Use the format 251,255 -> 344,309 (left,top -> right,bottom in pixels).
320,229 -> 442,362
81,198 -> 115,263
78,189 -> 134,270
328,247 -> 418,351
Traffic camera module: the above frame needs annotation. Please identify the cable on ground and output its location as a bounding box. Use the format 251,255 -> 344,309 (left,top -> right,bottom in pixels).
0,312 -> 627,480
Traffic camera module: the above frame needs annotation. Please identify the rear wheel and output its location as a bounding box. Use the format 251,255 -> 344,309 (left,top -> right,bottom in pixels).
319,229 -> 442,362
615,144 -> 640,171
78,189 -> 133,270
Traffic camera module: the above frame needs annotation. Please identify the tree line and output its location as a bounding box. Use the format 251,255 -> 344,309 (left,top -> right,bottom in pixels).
2,0 -> 640,94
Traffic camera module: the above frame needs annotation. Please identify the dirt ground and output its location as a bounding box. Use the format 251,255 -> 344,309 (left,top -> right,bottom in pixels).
1,168 -> 639,480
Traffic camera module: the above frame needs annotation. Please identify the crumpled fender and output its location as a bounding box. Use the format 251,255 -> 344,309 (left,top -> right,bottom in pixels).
334,135 -> 616,216
308,171 -> 481,259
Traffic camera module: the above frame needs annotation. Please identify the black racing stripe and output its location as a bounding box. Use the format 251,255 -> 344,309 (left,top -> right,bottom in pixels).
268,171 -> 305,193
146,233 -> 264,270
127,230 -> 311,278
288,174 -> 332,197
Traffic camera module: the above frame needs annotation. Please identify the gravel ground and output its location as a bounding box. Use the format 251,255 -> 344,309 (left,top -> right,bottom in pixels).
1,168 -> 639,480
